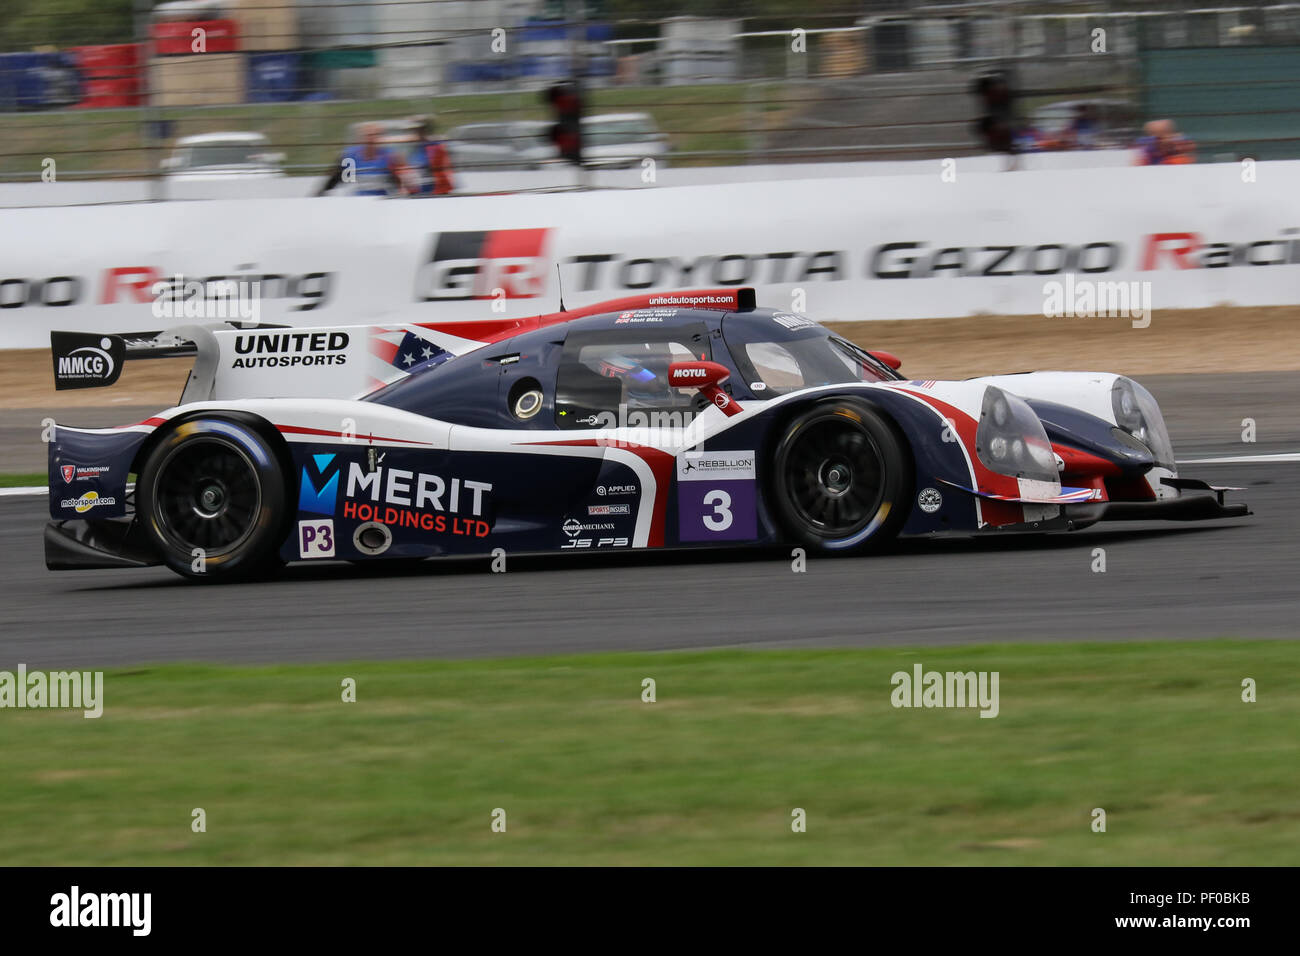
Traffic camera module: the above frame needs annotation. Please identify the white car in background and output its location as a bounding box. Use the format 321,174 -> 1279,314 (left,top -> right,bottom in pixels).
581,113 -> 670,169
160,132 -> 285,179
445,121 -> 553,170
447,113 -> 669,170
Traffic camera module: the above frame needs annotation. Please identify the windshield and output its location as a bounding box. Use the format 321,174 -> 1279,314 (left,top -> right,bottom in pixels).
726,324 -> 897,396
584,119 -> 656,145
186,145 -> 265,167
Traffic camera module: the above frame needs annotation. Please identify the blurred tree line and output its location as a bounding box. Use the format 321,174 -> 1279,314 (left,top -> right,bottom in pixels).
0,0 -> 136,52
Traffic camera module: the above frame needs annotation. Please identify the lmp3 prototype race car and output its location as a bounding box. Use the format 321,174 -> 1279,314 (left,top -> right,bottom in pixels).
45,287 -> 1248,582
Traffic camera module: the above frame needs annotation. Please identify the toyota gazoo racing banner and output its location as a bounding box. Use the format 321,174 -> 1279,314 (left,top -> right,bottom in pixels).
4,162 -> 1300,348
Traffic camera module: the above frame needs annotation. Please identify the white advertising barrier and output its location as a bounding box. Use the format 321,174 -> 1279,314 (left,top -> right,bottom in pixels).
2,161 -> 1299,349
0,151 -> 1139,208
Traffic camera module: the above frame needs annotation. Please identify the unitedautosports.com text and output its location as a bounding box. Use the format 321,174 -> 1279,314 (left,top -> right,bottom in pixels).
0,664 -> 103,718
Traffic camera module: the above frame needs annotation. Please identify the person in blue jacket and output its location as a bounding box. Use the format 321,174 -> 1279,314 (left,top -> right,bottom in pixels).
317,123 -> 410,196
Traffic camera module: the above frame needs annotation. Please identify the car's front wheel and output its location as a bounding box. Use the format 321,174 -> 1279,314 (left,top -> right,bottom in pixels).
769,399 -> 912,553
136,418 -> 288,582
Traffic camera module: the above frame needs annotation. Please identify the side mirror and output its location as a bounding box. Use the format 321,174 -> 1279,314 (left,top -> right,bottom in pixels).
667,360 -> 742,417
869,350 -> 902,370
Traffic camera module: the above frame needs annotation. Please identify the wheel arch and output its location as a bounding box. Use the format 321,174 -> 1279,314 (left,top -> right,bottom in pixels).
130,410 -> 294,488
760,391 -> 919,552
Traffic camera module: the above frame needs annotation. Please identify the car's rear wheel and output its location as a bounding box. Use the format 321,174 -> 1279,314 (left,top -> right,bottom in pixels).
770,399 -> 912,553
136,418 -> 288,582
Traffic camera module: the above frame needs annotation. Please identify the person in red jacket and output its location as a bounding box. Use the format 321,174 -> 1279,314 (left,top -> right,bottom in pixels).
410,115 -> 455,196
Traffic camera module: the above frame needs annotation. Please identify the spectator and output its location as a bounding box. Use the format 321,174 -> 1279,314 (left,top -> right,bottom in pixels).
1134,119 -> 1196,165
317,123 -> 409,196
1068,103 -> 1100,149
409,115 -> 456,196
972,72 -> 1018,168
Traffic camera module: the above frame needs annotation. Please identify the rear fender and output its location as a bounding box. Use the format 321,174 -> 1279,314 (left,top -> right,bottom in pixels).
48,425 -> 152,520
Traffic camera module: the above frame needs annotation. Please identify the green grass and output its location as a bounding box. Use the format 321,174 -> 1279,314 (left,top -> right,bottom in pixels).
1,83 -> 799,179
0,472 -> 45,487
1,641 -> 1296,865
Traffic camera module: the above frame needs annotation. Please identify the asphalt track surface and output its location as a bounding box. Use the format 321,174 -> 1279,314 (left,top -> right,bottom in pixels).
1,373 -> 1296,668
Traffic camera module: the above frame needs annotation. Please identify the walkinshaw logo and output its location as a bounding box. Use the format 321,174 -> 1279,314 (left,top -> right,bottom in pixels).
299,454 -> 493,537
59,491 -> 116,514
231,331 -> 350,369
417,229 -> 551,301
60,464 -> 110,483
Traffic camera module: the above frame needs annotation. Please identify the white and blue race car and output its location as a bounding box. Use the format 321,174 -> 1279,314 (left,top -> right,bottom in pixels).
45,287 -> 1247,582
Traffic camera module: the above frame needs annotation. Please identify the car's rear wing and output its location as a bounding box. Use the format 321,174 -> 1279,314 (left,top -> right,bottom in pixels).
51,328 -> 203,391
49,321 -> 489,404
48,287 -> 762,403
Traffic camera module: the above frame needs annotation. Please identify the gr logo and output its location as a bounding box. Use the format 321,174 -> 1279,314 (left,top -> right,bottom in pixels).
299,453 -> 341,514
416,229 -> 551,301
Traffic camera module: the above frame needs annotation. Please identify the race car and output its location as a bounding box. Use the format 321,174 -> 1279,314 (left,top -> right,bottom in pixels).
44,287 -> 1248,582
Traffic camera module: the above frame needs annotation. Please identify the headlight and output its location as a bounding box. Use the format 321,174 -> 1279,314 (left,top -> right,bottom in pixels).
1111,377 -> 1175,469
976,386 -> 1058,482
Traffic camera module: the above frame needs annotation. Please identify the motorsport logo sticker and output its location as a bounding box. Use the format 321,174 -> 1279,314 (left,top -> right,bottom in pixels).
50,331 -> 125,390
676,450 -> 756,482
917,487 -> 943,513
59,491 -> 117,514
588,504 -> 631,516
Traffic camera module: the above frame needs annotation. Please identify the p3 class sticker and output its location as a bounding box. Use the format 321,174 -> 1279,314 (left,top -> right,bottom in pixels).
917,487 -> 943,514
299,519 -> 336,558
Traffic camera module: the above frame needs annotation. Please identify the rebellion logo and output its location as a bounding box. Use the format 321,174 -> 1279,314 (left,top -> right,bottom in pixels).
416,229 -> 551,301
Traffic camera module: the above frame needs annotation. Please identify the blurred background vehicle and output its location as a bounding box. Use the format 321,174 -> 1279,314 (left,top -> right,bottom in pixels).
581,112 -> 669,169
446,112 -> 667,170
445,120 -> 554,170
160,130 -> 284,178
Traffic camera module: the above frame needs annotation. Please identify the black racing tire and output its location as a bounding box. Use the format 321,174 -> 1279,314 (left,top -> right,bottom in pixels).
769,398 -> 913,553
136,418 -> 289,582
